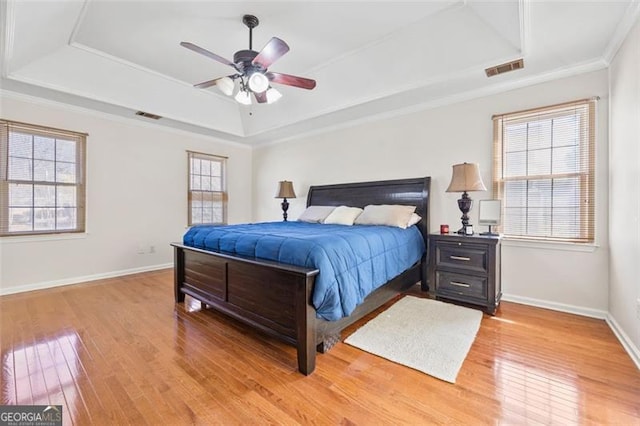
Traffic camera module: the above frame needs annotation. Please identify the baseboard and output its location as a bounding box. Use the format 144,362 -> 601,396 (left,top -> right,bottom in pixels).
502,293 -> 639,370
606,314 -> 640,370
0,263 -> 173,296
501,293 -> 608,319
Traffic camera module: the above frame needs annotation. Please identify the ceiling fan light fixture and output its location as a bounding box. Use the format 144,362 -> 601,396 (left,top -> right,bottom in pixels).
248,72 -> 269,93
217,76 -> 235,96
266,87 -> 282,104
182,14 -> 316,107
235,90 -> 252,105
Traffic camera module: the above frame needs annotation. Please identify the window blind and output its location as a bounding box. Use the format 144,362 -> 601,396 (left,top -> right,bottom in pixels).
492,98 -> 596,243
187,151 -> 227,226
0,120 -> 87,236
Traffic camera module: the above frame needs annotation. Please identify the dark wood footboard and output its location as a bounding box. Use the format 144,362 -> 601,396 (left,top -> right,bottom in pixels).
174,243 -> 424,374
173,243 -> 320,374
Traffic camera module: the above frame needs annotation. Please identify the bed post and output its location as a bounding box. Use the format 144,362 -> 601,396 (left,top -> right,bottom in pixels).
295,273 -> 316,375
174,246 -> 185,303
421,177 -> 431,292
420,255 -> 429,292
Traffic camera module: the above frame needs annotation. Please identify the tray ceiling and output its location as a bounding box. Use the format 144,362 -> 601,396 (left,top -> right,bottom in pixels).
1,1 -> 638,145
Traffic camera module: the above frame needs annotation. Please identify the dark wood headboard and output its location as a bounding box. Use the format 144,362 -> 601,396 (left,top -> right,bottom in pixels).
306,177 -> 431,241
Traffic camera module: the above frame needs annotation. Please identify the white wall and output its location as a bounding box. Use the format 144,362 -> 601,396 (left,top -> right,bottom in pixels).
253,70 -> 610,314
609,17 -> 640,352
0,93 -> 252,293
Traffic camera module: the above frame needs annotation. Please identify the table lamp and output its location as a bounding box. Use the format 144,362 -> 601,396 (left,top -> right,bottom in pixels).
446,163 -> 487,235
275,180 -> 296,221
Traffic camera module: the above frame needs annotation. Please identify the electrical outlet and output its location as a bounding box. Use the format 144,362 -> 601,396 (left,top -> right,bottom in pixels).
137,244 -> 145,255
149,245 -> 156,254
636,299 -> 640,320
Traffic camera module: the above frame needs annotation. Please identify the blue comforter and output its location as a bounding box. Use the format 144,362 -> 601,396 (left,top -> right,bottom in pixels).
183,222 -> 425,321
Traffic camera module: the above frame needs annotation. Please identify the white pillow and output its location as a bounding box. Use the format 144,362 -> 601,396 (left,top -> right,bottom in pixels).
323,206 -> 364,226
407,213 -> 422,227
354,204 -> 417,229
298,205 -> 337,223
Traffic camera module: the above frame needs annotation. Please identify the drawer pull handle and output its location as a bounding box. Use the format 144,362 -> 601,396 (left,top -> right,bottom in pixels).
450,256 -> 471,261
450,281 -> 470,288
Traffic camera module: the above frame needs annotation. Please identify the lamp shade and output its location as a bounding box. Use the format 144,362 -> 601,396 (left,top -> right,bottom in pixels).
446,162 -> 487,192
248,72 -> 269,93
235,90 -> 252,105
266,87 -> 282,104
275,181 -> 296,199
217,76 -> 235,96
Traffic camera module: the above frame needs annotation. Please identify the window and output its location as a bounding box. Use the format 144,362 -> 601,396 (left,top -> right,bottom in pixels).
188,151 -> 227,225
0,120 -> 86,236
492,98 -> 596,243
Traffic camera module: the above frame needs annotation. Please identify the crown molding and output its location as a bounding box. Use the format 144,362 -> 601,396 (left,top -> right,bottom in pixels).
5,71 -> 246,136
0,88 -> 251,149
602,0 -> 640,65
68,0 -> 90,44
4,54 -> 607,150
0,0 -> 16,78
252,58 -> 607,147
245,48 -> 525,141
519,0 -> 530,56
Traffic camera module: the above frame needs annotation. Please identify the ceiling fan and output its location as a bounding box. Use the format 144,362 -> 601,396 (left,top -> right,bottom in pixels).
181,14 -> 316,105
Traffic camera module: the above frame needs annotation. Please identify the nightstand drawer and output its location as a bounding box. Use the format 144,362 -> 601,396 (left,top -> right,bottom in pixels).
435,242 -> 488,273
435,271 -> 487,300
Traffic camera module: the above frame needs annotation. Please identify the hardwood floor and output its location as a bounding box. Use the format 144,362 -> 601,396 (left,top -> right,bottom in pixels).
1,269 -> 639,425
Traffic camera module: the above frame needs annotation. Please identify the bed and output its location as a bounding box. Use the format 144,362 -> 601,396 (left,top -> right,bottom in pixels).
172,177 -> 431,375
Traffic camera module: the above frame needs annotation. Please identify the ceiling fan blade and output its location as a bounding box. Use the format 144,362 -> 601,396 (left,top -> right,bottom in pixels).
180,42 -> 235,68
194,75 -> 237,96
267,72 -> 316,90
254,91 -> 268,104
194,78 -> 223,89
252,37 -> 290,69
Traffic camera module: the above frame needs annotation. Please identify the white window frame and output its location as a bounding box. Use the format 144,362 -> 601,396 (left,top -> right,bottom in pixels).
187,151 -> 227,226
0,120 -> 87,237
492,98 -> 596,243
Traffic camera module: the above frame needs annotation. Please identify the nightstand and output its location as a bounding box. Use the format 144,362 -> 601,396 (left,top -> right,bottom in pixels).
428,233 -> 501,315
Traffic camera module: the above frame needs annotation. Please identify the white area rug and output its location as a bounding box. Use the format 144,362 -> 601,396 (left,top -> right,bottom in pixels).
344,296 -> 483,383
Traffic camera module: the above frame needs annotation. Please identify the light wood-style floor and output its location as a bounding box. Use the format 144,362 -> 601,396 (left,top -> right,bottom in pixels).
1,269 -> 639,425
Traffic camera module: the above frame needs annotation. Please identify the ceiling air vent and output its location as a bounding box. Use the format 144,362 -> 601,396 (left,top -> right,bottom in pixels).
135,111 -> 162,120
485,59 -> 524,77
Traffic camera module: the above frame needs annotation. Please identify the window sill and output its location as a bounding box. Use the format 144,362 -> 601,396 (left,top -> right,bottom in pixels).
501,237 -> 599,253
0,232 -> 89,244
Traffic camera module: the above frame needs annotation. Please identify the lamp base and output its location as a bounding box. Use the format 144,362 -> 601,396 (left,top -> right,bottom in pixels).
281,198 -> 290,221
456,192 -> 473,234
